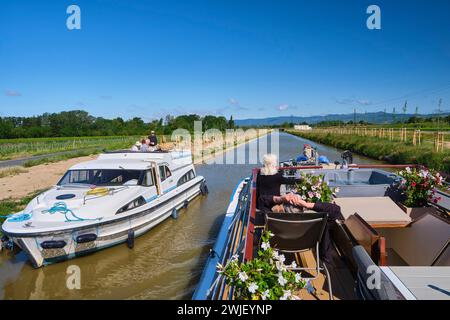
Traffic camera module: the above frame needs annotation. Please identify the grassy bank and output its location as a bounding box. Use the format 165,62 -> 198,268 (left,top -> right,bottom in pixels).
287,130 -> 450,174
0,135 -> 141,160
0,190 -> 46,236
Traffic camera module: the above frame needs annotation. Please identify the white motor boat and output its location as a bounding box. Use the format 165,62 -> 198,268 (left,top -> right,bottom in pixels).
1,150 -> 207,268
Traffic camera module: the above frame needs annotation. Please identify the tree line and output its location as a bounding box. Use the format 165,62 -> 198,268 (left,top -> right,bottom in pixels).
0,110 -> 236,139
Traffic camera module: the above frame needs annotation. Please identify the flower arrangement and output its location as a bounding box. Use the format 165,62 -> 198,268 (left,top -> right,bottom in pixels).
217,231 -> 307,300
294,173 -> 337,203
397,167 -> 443,207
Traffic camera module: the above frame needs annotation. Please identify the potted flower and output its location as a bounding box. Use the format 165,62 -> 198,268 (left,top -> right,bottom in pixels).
294,172 -> 338,203
217,231 -> 307,300
396,167 -> 443,219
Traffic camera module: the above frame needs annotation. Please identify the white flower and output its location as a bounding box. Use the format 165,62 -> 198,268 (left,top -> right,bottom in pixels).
275,260 -> 286,271
231,254 -> 239,261
277,273 -> 287,286
268,232 -> 275,237
248,282 -> 258,294
272,251 -> 279,259
406,167 -> 411,173
261,290 -> 270,300
290,261 -> 297,269
295,273 -> 302,283
301,195 -> 306,200
301,186 -> 306,191
278,254 -> 286,263
308,191 -> 314,198
315,192 -> 321,198
261,241 -> 270,251
280,290 -> 292,300
311,186 -> 316,191
238,271 -> 248,282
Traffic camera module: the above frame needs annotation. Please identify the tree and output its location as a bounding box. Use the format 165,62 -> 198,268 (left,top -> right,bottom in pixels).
228,115 -> 235,129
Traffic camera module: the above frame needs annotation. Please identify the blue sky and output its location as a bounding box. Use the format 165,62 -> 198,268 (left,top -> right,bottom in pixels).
1,0 -> 449,120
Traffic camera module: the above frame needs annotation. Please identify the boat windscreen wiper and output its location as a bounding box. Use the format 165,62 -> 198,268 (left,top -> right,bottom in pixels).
58,183 -> 94,189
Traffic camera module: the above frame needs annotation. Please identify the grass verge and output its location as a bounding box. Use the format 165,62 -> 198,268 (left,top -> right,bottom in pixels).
287,130 -> 450,174
0,166 -> 28,178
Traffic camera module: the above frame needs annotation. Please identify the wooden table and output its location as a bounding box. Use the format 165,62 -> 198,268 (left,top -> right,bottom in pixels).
381,266 -> 450,300
334,197 -> 411,228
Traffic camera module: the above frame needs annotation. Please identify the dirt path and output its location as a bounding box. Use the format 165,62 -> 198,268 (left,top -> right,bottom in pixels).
0,155 -> 97,201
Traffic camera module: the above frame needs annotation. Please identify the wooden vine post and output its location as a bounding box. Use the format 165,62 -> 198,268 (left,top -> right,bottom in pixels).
400,128 -> 407,142
412,130 -> 421,146
434,132 -> 444,152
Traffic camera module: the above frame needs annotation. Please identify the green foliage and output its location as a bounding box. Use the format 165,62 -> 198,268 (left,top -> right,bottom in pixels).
0,136 -> 139,160
397,167 -> 443,207
217,231 -> 306,300
0,110 -> 232,139
295,173 -> 336,202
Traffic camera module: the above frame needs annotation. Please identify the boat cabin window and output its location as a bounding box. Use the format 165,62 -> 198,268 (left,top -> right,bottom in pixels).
58,169 -> 145,186
159,165 -> 172,182
142,170 -> 155,187
177,169 -> 196,187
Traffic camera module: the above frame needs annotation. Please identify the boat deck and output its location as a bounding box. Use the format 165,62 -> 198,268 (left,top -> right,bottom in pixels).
292,247 -> 357,300
253,219 -> 357,300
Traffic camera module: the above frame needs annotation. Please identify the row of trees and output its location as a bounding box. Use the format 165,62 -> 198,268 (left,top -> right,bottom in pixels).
0,110 -> 236,139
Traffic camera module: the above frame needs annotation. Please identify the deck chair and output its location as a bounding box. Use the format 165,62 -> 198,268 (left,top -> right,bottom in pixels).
265,212 -> 333,300
352,245 -> 404,300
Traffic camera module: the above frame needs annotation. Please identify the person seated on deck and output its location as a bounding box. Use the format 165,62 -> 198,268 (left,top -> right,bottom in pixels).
256,154 -> 302,209
140,139 -> 150,152
131,141 -> 141,151
259,192 -> 344,265
303,144 -> 314,160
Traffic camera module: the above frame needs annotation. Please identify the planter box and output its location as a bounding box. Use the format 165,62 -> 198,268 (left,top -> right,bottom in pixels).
396,202 -> 439,220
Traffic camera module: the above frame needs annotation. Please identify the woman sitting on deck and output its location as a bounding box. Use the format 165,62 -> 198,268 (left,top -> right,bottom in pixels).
259,192 -> 343,264
256,154 -> 302,208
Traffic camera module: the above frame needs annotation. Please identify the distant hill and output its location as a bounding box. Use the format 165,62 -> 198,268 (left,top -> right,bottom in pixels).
234,112 -> 449,127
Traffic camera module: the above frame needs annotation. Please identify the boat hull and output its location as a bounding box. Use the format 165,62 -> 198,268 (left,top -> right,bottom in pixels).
6,179 -> 205,268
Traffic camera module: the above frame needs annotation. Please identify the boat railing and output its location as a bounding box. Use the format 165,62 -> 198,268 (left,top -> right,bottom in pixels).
207,178 -> 252,300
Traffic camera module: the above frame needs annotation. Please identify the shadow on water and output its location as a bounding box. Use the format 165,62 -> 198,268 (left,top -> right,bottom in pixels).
0,132 -> 382,299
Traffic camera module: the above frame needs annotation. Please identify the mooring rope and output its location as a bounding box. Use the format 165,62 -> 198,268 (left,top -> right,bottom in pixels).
42,202 -> 102,222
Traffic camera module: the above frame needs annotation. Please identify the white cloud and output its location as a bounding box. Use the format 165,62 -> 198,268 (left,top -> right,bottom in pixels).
277,104 -> 289,111
4,90 -> 21,97
357,99 -> 371,106
335,97 -> 372,106
228,98 -> 240,106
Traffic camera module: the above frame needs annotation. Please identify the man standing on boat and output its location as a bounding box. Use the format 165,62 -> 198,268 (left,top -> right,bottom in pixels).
148,131 -> 158,147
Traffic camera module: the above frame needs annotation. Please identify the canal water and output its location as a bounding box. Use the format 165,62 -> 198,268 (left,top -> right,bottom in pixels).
0,132 -> 381,299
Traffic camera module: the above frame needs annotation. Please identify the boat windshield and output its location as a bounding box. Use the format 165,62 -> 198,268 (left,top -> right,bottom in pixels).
58,169 -> 145,187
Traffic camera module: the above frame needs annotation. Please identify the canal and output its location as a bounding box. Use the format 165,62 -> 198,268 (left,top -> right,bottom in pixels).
0,132 -> 381,299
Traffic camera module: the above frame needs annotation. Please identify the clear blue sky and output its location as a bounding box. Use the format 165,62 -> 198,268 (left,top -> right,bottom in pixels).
1,0 -> 449,121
